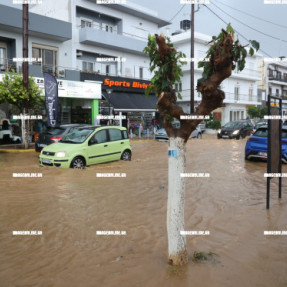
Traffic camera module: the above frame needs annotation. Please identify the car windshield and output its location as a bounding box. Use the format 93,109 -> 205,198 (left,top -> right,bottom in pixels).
60,128 -> 94,144
223,121 -> 242,129
253,128 -> 287,138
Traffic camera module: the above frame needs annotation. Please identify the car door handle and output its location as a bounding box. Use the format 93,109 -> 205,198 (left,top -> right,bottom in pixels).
104,144 -> 108,147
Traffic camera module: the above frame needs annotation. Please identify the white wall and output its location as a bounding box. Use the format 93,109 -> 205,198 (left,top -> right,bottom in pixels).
30,0 -> 71,22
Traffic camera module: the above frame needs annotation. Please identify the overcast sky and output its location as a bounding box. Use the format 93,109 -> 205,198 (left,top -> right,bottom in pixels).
1,0 -> 286,58
132,0 -> 287,58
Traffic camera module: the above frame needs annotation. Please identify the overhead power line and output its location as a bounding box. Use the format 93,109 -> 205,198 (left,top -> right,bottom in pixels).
210,1 -> 287,43
216,0 -> 287,30
202,4 -> 273,58
169,4 -> 186,22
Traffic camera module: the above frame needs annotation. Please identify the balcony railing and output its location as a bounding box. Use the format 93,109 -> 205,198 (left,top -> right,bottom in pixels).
78,22 -> 147,42
224,92 -> 261,103
0,58 -> 152,81
268,76 -> 287,83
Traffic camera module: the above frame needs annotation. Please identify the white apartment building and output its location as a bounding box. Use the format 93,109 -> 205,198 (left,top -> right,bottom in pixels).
0,0 -> 170,127
170,29 -> 262,125
258,58 -> 287,114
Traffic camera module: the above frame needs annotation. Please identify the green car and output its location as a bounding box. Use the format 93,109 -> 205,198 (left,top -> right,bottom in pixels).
39,126 -> 132,169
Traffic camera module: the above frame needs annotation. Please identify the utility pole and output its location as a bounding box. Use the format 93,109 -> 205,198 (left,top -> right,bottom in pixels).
22,4 -> 29,149
23,4 -> 28,92
190,4 -> 194,114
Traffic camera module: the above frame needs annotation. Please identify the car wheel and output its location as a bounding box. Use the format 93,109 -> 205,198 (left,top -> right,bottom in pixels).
70,156 -> 86,169
197,133 -> 202,139
121,150 -> 131,161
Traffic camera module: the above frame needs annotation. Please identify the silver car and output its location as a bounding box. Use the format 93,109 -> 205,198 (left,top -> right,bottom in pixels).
155,125 -> 202,141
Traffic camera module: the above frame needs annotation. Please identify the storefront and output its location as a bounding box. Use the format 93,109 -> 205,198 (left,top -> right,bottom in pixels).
34,77 -> 102,125
85,74 -> 158,132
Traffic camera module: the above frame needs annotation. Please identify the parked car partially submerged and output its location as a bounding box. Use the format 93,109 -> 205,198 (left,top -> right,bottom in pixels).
0,118 -> 21,144
245,126 -> 287,163
251,119 -> 268,134
217,120 -> 253,139
155,122 -> 202,141
39,126 -> 132,168
35,124 -> 92,152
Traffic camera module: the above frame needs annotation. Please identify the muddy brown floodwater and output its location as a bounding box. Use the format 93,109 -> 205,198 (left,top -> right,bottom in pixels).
0,135 -> 287,287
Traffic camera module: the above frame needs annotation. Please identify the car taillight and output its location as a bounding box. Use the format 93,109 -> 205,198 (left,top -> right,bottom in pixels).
282,140 -> 287,143
247,138 -> 258,141
50,136 -> 62,142
246,149 -> 250,154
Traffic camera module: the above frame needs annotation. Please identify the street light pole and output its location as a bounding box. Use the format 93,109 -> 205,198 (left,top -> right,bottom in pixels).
22,4 -> 29,148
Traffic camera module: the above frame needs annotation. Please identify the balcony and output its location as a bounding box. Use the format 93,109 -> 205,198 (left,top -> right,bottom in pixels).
0,4 -> 71,42
0,59 -> 82,82
79,25 -> 147,55
268,75 -> 287,85
224,92 -> 261,105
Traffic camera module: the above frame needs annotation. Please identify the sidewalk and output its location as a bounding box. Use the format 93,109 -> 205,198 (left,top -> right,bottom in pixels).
0,143 -> 35,152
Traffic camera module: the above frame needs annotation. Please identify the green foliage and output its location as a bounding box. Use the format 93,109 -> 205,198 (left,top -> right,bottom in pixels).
205,113 -> 221,129
143,34 -> 186,99
197,24 -> 260,86
0,70 -> 44,112
260,106 -> 268,117
206,120 -> 221,130
247,106 -> 267,118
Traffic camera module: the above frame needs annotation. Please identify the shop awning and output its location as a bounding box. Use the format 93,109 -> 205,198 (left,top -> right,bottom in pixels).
103,92 -> 158,112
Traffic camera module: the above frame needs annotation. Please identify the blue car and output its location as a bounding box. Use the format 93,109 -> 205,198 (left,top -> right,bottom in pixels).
245,126 -> 287,163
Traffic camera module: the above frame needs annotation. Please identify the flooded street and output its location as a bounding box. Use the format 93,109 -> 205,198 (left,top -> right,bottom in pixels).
0,135 -> 287,287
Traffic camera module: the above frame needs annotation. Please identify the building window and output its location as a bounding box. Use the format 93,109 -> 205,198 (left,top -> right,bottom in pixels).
81,19 -> 92,28
102,23 -> 116,33
106,65 -> 110,75
32,44 -> 58,74
32,47 -> 42,65
0,42 -> 7,71
268,69 -> 273,77
174,82 -> 182,92
139,67 -> 143,79
269,87 -> 272,96
82,61 -> 94,72
276,88 -> 280,96
234,86 -> 240,101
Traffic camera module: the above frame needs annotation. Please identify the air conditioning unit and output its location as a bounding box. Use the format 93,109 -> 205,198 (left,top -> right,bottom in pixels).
76,51 -> 83,57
